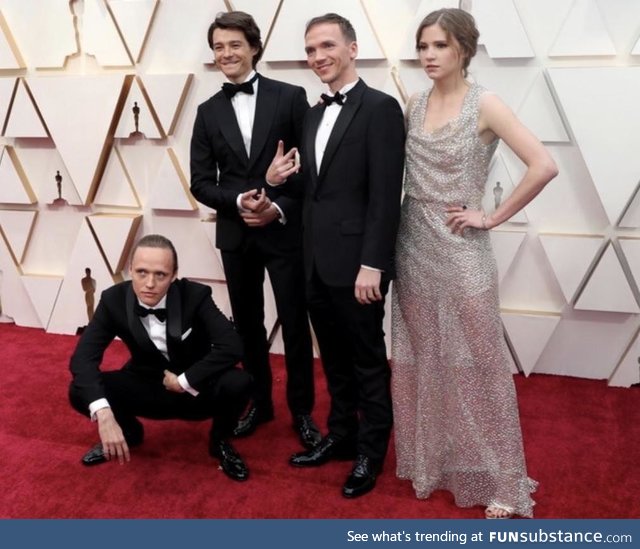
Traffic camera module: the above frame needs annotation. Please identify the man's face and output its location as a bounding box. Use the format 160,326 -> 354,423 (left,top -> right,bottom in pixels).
129,246 -> 177,307
211,28 -> 257,83
304,22 -> 357,91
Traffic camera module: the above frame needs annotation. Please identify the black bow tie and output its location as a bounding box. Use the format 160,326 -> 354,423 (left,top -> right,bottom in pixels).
135,303 -> 167,322
321,92 -> 345,106
222,74 -> 258,99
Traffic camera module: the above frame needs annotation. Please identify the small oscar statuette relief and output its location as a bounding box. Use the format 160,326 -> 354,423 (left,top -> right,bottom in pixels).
52,170 -> 68,206
76,267 -> 96,335
130,101 -> 144,138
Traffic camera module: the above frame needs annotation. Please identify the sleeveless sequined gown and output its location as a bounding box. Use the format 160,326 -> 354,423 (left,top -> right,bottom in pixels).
391,84 -> 536,517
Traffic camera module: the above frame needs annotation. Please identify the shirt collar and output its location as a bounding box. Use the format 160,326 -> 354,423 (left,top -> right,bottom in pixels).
137,295 -> 167,309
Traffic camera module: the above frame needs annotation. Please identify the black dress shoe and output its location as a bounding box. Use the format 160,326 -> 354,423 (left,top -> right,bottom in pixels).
232,406 -> 274,438
81,443 -> 107,466
342,455 -> 378,498
209,439 -> 249,482
293,414 -> 321,449
289,434 -> 357,467
81,435 -> 143,467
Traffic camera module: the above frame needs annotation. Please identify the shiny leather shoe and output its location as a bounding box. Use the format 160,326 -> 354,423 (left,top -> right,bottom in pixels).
81,443 -> 107,466
342,455 -> 378,498
81,434 -> 143,466
289,434 -> 357,467
232,406 -> 274,438
293,414 -> 321,449
209,439 -> 249,482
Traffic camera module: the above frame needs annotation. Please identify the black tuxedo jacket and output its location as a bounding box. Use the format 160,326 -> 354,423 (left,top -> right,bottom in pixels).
190,74 -> 309,252
69,279 -> 243,409
301,79 -> 405,287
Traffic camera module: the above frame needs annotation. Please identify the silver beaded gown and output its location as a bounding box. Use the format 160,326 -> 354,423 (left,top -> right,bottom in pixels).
391,84 -> 536,517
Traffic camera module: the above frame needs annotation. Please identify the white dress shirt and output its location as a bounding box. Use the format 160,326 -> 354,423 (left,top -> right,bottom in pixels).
88,295 -> 198,420
314,80 -> 381,274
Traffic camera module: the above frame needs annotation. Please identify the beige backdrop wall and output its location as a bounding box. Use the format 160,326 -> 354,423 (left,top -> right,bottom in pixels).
1,0 -> 639,386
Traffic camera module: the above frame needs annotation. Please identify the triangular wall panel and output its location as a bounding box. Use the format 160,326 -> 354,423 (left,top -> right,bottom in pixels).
574,242 -> 639,313
548,67 -> 640,225
1,0 -> 76,68
501,311 -> 561,376
539,234 -> 604,303
0,209 -> 37,263
0,77 -> 16,132
140,73 -> 193,136
83,0 -> 133,66
93,148 -> 141,208
148,148 -> 197,210
0,146 -> 37,204
47,219 -> 117,335
619,185 -> 640,229
474,0 -> 534,58
0,11 -> 23,68
21,275 -> 63,329
114,77 -> 163,138
517,72 -> 570,143
549,0 -> 616,56
27,74 -> 126,204
549,0 -> 616,57
619,238 -> 640,293
107,0 -> 159,63
609,327 -> 640,387
87,213 -> 142,274
3,79 -> 48,138
229,0 -> 281,47
489,230 -> 527,283
0,237 -> 41,327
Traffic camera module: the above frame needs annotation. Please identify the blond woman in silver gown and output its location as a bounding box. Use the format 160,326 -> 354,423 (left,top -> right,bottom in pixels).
391,8 -> 558,519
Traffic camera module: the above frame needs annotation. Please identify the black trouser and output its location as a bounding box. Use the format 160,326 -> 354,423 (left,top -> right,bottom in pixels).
69,367 -> 252,444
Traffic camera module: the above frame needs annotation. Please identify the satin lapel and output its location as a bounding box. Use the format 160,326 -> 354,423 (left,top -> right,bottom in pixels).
165,282 -> 182,361
126,284 -> 158,355
248,76 -> 277,170
214,95 -> 250,165
305,106 -> 323,189
318,80 -> 365,182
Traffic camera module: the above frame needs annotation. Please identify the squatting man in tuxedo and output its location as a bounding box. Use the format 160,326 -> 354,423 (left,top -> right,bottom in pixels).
68,234 -> 253,482
190,11 -> 320,450
269,13 -> 405,498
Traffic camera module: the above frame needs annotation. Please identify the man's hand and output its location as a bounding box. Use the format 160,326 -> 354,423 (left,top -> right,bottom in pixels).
241,204 -> 280,227
96,407 -> 130,464
163,369 -> 185,393
266,140 -> 299,186
354,268 -> 382,305
240,188 -> 271,213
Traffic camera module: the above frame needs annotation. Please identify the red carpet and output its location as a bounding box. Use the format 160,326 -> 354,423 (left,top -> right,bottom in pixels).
1,323 -> 638,518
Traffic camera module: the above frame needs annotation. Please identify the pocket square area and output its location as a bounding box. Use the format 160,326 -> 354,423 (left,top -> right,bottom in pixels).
181,328 -> 193,341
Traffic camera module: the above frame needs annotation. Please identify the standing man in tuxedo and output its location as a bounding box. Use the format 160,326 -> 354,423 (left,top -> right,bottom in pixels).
69,234 -> 252,481
285,13 -> 405,498
190,11 -> 319,450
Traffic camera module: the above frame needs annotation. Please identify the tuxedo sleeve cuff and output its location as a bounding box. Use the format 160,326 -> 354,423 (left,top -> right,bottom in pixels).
272,203 -> 286,225
178,373 -> 199,397
89,399 -> 110,421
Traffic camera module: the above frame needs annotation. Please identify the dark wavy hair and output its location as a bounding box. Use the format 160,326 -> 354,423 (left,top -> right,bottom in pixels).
207,11 -> 264,67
